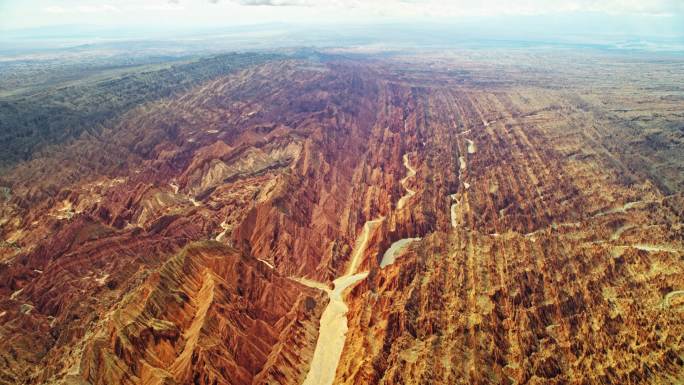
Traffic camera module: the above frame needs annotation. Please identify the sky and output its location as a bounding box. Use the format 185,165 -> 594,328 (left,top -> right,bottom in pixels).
1,0 -> 683,39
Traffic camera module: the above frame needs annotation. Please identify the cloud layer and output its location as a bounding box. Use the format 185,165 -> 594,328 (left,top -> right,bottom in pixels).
219,0 -> 684,17
37,0 -> 684,17
2,0 -> 681,33
233,0 -> 310,5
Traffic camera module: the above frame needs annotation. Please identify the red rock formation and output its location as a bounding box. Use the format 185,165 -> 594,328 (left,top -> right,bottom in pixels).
337,61 -> 684,385
0,52 -> 682,385
78,241 -> 324,385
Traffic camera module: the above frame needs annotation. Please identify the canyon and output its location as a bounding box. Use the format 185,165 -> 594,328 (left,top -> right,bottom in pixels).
298,149 -> 420,385
0,49 -> 682,385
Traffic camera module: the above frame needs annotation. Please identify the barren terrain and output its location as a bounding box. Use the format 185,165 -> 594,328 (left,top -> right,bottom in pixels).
0,49 -> 682,384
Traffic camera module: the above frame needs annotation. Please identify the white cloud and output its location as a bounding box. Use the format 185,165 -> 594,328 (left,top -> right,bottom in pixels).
219,0 -> 684,17
36,0 -> 684,19
230,0 -> 311,5
42,1 -> 184,15
140,3 -> 185,11
42,6 -> 68,13
18,0 -> 684,32
43,4 -> 121,14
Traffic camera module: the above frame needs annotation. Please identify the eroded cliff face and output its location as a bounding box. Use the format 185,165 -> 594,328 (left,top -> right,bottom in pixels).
336,69 -> 684,384
77,241 -> 324,385
0,59 -> 384,384
0,53 -> 682,385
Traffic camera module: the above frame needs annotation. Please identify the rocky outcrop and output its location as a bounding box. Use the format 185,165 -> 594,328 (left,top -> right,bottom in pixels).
336,65 -> 684,385
1,52 -> 682,385
77,241 -> 324,385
